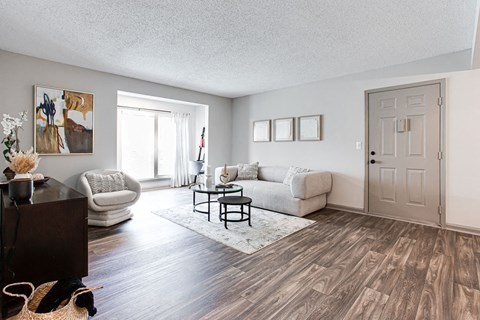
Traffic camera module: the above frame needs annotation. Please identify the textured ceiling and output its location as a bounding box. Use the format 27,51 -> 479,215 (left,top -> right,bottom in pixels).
0,0 -> 477,98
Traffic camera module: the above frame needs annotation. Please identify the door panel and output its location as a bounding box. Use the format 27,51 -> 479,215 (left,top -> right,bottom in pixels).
407,115 -> 425,157
379,168 -> 396,202
380,117 -> 396,156
368,84 -> 440,225
406,169 -> 426,206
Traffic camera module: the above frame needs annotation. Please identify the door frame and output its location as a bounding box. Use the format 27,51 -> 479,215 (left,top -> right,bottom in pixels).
364,79 -> 446,227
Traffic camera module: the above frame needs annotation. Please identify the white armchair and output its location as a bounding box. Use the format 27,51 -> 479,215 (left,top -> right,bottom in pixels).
77,169 -> 141,227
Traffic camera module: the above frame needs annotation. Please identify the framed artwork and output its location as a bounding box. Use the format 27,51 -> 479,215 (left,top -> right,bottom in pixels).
274,118 -> 294,141
34,85 -> 94,154
253,120 -> 271,142
298,115 -> 321,141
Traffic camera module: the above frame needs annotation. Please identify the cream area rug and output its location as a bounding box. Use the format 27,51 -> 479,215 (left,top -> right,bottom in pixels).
152,204 -> 315,254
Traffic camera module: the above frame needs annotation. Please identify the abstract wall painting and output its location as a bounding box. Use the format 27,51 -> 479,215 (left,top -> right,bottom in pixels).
34,85 -> 94,154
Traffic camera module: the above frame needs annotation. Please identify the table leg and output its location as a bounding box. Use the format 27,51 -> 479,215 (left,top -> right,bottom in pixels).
192,191 -> 196,212
219,201 -> 222,221
241,204 -> 244,220
248,203 -> 252,226
207,193 -> 211,221
224,204 -> 228,229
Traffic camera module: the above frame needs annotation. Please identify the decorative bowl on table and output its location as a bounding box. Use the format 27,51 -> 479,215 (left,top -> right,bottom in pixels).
33,176 -> 50,186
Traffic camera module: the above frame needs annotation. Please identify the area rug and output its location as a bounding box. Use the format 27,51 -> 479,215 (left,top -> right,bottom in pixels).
152,204 -> 315,254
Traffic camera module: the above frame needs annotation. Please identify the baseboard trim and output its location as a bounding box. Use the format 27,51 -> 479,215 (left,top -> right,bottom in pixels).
445,223 -> 480,236
362,211 -> 441,229
326,204 -> 441,229
326,204 -> 365,214
326,204 -> 480,235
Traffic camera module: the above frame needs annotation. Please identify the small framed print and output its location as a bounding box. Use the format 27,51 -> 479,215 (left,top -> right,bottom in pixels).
253,120 -> 271,142
298,115 -> 321,141
274,118 -> 294,141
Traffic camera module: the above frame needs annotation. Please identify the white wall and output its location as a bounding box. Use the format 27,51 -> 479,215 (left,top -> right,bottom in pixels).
445,71 -> 480,229
0,50 -> 232,188
232,50 -> 480,229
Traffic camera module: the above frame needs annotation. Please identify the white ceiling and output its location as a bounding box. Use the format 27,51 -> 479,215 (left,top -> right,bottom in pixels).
0,0 -> 477,98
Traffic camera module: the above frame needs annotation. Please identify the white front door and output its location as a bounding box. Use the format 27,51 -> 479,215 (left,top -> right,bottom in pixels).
368,83 -> 442,225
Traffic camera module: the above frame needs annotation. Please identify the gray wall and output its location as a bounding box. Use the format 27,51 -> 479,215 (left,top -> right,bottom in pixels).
0,50 -> 232,188
232,50 -> 480,229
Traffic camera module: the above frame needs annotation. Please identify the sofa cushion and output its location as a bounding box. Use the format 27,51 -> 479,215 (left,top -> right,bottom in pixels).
93,190 -> 137,206
237,162 -> 259,180
283,166 -> 309,185
258,166 -> 289,183
233,180 -> 326,216
85,172 -> 127,194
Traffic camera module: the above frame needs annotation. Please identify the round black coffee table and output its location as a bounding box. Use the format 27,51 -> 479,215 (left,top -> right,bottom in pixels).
191,184 -> 243,221
217,196 -> 252,229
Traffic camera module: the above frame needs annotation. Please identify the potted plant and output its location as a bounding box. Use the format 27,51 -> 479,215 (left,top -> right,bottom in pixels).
7,148 -> 40,202
2,111 -> 27,180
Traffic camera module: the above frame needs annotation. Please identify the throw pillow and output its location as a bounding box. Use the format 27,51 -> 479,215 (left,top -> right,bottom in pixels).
283,166 -> 309,185
237,162 -> 259,180
85,172 -> 127,194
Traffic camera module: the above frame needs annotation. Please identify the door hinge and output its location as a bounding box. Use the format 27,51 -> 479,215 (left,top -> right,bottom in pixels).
437,97 -> 443,107
438,205 -> 443,215
437,151 -> 443,160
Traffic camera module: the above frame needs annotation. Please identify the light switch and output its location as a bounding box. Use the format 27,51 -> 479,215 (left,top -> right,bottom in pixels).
356,141 -> 362,150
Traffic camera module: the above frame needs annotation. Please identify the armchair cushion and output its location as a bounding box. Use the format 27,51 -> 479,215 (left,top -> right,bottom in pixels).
85,172 -> 127,194
93,190 -> 138,206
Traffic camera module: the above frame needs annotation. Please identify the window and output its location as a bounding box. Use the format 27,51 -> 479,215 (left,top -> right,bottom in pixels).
118,107 -> 175,180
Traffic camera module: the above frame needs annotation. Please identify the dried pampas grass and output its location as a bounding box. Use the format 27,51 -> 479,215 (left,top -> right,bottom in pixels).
8,148 -> 40,174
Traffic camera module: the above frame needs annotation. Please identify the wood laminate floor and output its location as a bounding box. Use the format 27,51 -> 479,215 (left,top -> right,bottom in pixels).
85,188 -> 480,320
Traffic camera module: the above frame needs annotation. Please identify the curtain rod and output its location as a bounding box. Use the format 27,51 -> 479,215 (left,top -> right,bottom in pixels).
117,105 -> 172,113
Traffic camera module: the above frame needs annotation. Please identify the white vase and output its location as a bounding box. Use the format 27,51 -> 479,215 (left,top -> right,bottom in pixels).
205,174 -> 213,188
14,173 -> 33,180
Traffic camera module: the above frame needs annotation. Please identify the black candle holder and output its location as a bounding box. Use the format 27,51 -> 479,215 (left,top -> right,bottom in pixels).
8,179 -> 34,203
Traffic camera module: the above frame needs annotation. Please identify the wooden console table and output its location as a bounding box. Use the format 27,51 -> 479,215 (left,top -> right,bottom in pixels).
0,178 -> 88,317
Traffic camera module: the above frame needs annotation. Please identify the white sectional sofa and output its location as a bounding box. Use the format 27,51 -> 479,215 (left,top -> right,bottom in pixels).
214,165 -> 332,217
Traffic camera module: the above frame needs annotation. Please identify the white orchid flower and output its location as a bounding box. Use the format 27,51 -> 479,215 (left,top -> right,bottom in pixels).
2,111 -> 28,162
20,111 -> 28,121
1,120 -> 13,133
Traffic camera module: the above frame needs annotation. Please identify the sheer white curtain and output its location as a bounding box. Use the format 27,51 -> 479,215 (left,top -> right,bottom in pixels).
171,112 -> 190,187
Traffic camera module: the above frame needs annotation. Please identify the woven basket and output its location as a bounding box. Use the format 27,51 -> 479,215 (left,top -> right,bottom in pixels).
3,281 -> 101,320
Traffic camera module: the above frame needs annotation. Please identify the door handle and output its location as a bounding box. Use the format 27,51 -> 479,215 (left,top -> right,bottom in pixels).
370,159 -> 376,164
